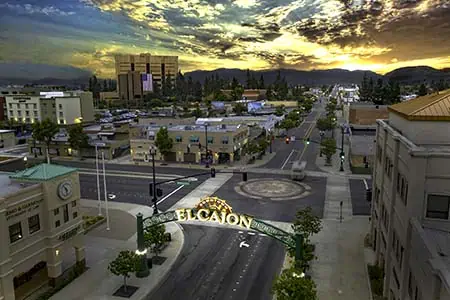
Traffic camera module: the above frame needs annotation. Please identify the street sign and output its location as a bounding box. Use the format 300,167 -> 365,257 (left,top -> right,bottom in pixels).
176,181 -> 190,186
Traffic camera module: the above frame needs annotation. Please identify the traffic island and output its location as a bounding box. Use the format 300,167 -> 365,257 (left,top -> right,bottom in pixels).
113,285 -> 139,298
82,215 -> 106,233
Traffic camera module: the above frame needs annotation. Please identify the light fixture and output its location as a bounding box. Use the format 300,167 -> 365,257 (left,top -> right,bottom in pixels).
55,250 -> 60,256
135,249 -> 147,255
23,156 -> 28,162
292,272 -> 305,278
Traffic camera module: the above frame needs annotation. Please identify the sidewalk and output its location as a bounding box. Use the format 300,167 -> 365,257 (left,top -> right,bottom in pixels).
49,200 -> 184,300
309,172 -> 372,300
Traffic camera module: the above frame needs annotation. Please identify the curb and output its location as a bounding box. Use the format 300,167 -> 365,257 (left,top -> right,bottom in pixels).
83,218 -> 106,234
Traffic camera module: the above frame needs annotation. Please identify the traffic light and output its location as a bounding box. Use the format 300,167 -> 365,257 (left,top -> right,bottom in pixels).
306,138 -> 310,145
211,168 -> 216,178
285,137 -> 290,144
242,172 -> 247,182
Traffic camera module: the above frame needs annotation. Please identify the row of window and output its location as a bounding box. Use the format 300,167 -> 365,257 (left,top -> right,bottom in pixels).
9,214 -> 40,244
396,171 -> 409,205
408,272 -> 421,300
384,156 -> 393,178
380,203 -> 389,230
8,103 -> 38,109
391,230 -> 404,270
9,110 -> 39,117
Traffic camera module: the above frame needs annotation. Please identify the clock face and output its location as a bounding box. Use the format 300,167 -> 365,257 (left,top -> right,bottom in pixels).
58,181 -> 73,200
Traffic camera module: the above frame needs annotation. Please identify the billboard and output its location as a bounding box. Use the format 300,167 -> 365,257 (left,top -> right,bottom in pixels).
141,73 -> 153,92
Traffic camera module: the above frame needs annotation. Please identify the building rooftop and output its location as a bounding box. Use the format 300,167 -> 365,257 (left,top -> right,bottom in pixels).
349,135 -> 376,156
423,227 -> 450,286
0,174 -> 34,198
0,129 -> 15,134
10,163 -> 77,181
388,89 -> 450,121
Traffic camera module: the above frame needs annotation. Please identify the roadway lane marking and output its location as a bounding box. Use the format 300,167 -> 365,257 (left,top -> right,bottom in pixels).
363,179 -> 369,190
281,149 -> 295,170
79,171 -> 180,181
295,111 -> 322,161
247,232 -> 256,235
156,185 -> 184,205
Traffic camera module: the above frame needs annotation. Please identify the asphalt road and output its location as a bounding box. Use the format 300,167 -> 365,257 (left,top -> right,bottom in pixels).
147,225 -> 285,300
214,173 -> 327,221
262,108 -> 321,170
79,174 -> 204,211
349,178 -> 372,215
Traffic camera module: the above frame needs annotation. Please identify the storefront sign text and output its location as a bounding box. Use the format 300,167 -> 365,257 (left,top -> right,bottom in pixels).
6,199 -> 43,221
175,208 -> 253,229
58,225 -> 81,241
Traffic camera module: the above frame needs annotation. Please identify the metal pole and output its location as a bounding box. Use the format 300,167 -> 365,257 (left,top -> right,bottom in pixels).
152,151 -> 158,215
319,132 -> 323,157
102,151 -> 110,230
96,144 -> 102,216
339,201 -> 343,223
205,124 -> 209,168
136,213 -> 150,277
340,126 -> 344,172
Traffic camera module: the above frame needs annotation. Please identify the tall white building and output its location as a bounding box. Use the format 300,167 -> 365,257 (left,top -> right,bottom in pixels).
370,89 -> 450,300
5,91 -> 94,125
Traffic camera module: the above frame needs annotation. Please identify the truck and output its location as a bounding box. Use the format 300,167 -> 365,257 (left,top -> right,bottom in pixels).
291,160 -> 307,181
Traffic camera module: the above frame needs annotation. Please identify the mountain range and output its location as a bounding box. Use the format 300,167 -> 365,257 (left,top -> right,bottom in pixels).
0,62 -> 449,87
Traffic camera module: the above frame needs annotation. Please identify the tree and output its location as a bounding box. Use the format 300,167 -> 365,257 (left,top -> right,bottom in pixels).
275,105 -> 286,116
372,78 -> 385,105
68,124 -> 89,157
245,69 -> 251,89
155,127 -> 173,160
302,99 -> 313,113
418,83 -> 428,96
32,119 -> 59,161
192,104 -> 203,118
321,138 -> 337,165
108,250 -> 139,293
316,117 -> 336,132
292,206 -> 322,245
280,118 -> 296,132
272,267 -> 318,300
144,224 -> 166,258
258,74 -> 265,89
233,102 -> 247,115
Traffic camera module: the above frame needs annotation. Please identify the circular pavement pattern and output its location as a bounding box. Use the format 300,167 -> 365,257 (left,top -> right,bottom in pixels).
234,178 -> 312,201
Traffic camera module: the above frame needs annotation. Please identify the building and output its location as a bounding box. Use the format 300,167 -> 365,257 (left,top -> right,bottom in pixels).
347,103 -> 389,126
0,129 -> 16,148
5,91 -> 94,125
99,91 -> 120,105
369,90 -> 450,300
195,115 -> 282,132
138,116 -> 195,126
0,164 -> 85,300
114,53 -> 178,106
28,122 -> 131,160
0,96 -> 6,121
130,124 -> 249,164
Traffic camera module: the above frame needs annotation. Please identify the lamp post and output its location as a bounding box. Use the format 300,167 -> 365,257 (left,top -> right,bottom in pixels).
149,146 -> 158,215
101,151 -> 110,230
339,125 -> 345,172
204,123 -> 209,168
319,131 -> 324,157
95,144 -> 102,216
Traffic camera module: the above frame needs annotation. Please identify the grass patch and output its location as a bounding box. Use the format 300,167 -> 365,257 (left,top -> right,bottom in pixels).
83,215 -> 105,230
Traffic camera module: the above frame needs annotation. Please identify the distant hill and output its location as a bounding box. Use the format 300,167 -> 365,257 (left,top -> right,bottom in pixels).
384,66 -> 450,84
185,68 -> 382,86
1,61 -> 449,87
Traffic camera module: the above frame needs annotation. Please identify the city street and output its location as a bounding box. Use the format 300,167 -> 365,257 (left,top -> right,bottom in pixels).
349,178 -> 372,215
146,225 -> 285,300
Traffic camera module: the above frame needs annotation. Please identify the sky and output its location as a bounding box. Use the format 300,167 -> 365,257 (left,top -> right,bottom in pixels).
0,0 -> 449,78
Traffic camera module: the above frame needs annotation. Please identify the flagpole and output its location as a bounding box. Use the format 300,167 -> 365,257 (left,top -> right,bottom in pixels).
102,151 -> 110,230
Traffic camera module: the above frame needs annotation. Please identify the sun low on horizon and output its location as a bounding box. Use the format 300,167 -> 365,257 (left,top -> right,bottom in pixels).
0,0 -> 449,78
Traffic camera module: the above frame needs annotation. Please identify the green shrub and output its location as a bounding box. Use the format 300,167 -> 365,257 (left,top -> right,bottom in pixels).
368,264 -> 385,296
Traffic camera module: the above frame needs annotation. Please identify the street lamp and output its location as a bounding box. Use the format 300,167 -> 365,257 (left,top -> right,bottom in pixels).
339,125 -> 345,172
149,146 -> 158,215
204,122 -> 210,168
319,131 -> 324,157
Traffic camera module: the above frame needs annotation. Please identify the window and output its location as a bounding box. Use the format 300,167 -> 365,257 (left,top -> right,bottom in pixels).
222,137 -> 229,144
9,103 -> 12,108
26,118 -> 30,123
148,135 -> 155,141
58,104 -> 62,109
33,104 -> 37,109
426,194 -> 450,219
400,246 -> 404,268
63,204 -> 69,223
396,172 -> 401,192
59,111 -> 63,117
25,104 -> 29,109
25,110 -> 29,116
190,136 -> 199,143
72,200 -> 77,207
17,111 -> 21,116
28,214 -> 40,234
9,110 -> 13,116
34,117 -> 39,123
9,222 -> 23,243
52,104 -> 55,108
175,136 -> 182,143
377,145 -> 382,162
73,212 -> 78,219
207,137 -> 214,144
59,119 -> 64,124
392,268 -> 400,289
55,220 -> 61,228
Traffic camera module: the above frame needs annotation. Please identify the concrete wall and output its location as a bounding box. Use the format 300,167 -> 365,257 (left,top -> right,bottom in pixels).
138,117 -> 195,126
389,112 -> 450,146
0,131 -> 15,148
55,97 -> 82,125
79,92 -> 94,123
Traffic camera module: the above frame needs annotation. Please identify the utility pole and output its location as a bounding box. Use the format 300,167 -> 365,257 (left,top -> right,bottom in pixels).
102,151 -> 110,230
340,125 -> 345,172
95,144 -> 102,216
204,123 -> 209,168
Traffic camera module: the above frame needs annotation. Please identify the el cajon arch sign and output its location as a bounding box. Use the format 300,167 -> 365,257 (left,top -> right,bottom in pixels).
135,197 -> 303,277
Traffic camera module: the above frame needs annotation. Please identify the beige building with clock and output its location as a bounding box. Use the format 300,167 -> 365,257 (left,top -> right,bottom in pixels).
0,163 -> 85,300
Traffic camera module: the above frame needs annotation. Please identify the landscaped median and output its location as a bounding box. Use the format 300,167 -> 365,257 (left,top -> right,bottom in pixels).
82,215 -> 106,233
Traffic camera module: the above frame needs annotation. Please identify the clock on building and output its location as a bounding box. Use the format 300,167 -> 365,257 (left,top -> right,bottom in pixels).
57,181 -> 73,200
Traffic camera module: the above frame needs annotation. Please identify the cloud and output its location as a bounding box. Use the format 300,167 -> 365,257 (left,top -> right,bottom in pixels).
0,3 -> 75,16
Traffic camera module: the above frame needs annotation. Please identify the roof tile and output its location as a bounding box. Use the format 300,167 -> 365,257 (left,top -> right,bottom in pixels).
10,163 -> 77,181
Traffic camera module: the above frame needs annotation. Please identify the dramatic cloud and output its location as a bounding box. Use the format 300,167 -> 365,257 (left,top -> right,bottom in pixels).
0,0 -> 449,77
